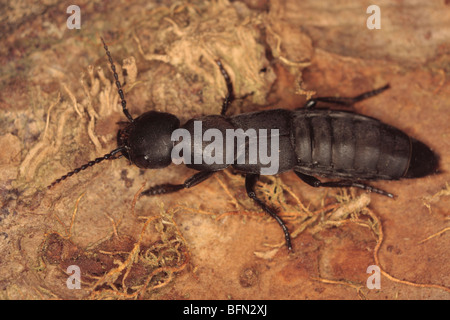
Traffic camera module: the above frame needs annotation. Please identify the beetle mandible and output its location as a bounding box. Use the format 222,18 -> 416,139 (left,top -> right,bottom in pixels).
48,38 -> 439,251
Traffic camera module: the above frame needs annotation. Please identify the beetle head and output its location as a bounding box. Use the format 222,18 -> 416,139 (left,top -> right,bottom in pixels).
118,111 -> 180,169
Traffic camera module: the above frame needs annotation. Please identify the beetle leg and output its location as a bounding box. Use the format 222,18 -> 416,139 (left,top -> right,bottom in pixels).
294,171 -> 394,198
141,171 -> 214,196
304,84 -> 390,109
245,174 -> 293,250
216,60 -> 235,116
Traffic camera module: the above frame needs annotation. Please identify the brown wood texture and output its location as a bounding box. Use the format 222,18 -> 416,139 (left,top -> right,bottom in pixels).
0,0 -> 449,299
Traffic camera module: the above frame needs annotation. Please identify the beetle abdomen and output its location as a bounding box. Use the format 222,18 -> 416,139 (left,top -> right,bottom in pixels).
403,138 -> 439,178
291,109 -> 438,180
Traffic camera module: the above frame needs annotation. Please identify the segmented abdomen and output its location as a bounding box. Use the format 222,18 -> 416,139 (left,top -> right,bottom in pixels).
291,109 -> 412,180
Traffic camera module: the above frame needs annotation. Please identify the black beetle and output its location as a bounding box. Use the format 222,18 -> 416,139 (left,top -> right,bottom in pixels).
48,38 -> 439,251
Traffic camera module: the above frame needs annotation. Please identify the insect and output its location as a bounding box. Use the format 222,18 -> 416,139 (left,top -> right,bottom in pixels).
48,38 -> 439,251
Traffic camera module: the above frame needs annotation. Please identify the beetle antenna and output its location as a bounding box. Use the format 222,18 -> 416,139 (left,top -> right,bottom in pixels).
47,146 -> 125,189
100,37 -> 134,122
